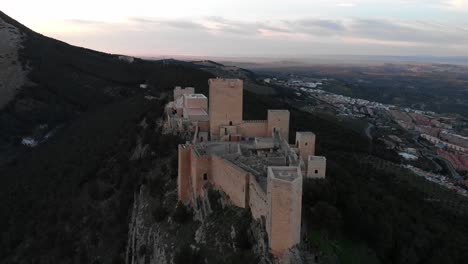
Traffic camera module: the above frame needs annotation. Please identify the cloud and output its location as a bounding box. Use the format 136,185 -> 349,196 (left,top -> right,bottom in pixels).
348,19 -> 468,44
64,16 -> 468,45
204,16 -> 260,35
292,19 -> 346,35
446,0 -> 468,9
65,19 -> 108,25
336,2 -> 357,7
55,15 -> 468,57
129,17 -> 207,30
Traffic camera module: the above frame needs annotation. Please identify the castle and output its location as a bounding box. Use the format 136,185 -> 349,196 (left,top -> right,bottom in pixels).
166,78 -> 326,256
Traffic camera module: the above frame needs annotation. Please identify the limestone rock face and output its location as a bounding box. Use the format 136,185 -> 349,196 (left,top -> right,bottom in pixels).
125,184 -> 275,264
0,16 -> 29,109
130,138 -> 150,161
126,187 -> 171,264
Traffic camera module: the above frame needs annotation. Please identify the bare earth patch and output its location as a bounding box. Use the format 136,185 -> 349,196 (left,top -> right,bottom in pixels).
0,17 -> 28,109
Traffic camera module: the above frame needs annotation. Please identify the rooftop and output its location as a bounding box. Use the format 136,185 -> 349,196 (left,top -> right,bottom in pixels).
309,156 -> 326,161
185,94 -> 207,99
268,109 -> 289,113
297,131 -> 316,136
193,140 -> 294,190
269,167 -> 301,182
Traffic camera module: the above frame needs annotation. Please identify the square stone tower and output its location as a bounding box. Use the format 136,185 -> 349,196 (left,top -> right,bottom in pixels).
267,110 -> 290,141
295,132 -> 316,162
209,79 -> 243,140
174,86 -> 195,100
306,156 -> 326,178
266,167 -> 302,255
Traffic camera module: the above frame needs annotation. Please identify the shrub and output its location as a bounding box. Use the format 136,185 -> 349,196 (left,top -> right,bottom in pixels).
173,202 -> 191,223
207,188 -> 222,211
138,244 -> 147,257
174,245 -> 203,264
152,203 -> 168,222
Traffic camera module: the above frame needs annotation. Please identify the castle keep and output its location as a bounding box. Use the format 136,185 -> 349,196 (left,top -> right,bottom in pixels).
166,78 -> 327,256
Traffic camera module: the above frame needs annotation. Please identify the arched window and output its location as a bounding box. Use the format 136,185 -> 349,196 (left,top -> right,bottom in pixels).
203,173 -> 208,180
315,170 -> 318,174
229,121 -> 233,126
305,142 -> 308,146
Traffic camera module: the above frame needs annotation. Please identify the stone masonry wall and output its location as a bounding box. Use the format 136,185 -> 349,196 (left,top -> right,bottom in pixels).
184,96 -> 208,109
238,121 -> 268,138
210,155 -> 249,208
177,145 -> 192,203
248,174 -> 268,220
190,150 -> 210,197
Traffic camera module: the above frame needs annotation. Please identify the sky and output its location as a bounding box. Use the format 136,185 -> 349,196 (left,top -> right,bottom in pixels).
2,0 -> 468,58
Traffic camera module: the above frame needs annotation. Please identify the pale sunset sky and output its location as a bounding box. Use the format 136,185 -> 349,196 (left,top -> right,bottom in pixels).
2,0 -> 468,57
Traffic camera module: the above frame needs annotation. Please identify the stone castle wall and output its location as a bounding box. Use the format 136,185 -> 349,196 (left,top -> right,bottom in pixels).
210,155 -> 249,208
249,175 -> 268,220
190,149 -> 210,197
238,121 -> 268,138
178,145 -> 192,203
184,96 -> 208,110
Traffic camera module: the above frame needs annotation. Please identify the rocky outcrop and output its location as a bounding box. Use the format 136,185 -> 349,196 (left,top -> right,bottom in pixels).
0,16 -> 29,109
126,186 -> 172,264
130,138 -> 150,161
125,181 -> 276,263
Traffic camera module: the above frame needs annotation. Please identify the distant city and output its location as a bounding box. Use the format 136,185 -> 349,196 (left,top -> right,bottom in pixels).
264,75 -> 468,197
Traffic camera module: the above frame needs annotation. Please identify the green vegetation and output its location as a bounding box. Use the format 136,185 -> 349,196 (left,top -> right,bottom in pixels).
0,11 -> 214,262
257,64 -> 468,117
242,84 -> 468,263
173,202 -> 192,223
308,231 -> 380,264
2,10 -> 468,263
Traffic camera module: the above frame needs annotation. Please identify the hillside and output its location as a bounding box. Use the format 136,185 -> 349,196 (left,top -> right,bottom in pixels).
2,10 -> 468,264
0,11 -> 215,263
0,11 -> 212,166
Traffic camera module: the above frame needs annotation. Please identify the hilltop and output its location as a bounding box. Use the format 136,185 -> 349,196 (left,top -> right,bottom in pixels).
0,10 -> 214,263
0,11 -> 212,165
1,10 -> 468,264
